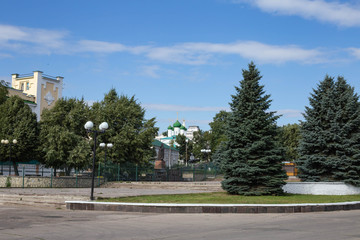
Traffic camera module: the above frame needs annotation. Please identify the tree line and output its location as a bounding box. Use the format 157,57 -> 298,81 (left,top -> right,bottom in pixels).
2,62 -> 360,196
174,62 -> 360,195
0,87 -> 158,176
217,63 -> 360,195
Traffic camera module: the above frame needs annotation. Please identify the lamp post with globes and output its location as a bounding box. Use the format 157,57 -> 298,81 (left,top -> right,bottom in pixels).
200,148 -> 211,162
1,139 -> 17,175
99,142 -> 113,180
100,142 -> 113,162
185,139 -> 188,166
84,121 -> 109,200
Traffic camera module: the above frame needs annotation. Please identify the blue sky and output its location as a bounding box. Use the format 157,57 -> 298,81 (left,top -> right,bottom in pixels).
1,0 -> 360,133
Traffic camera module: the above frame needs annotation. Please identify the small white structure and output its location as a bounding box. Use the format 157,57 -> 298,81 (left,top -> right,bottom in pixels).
283,182 -> 360,195
185,126 -> 200,140
9,71 -> 63,121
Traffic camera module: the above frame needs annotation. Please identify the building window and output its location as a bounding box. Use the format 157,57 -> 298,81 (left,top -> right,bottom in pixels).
26,82 -> 30,90
21,83 -> 24,91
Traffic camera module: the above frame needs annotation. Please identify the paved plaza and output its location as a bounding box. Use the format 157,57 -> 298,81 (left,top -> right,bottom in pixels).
1,205 -> 360,240
1,183 -> 360,239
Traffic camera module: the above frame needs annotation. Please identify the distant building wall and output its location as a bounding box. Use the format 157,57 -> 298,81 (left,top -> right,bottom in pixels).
153,140 -> 179,167
10,71 -> 63,121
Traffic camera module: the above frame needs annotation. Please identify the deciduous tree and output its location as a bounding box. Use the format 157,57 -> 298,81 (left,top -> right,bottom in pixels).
0,96 -> 39,175
40,98 -> 90,175
0,80 -> 9,105
279,123 -> 300,162
91,89 -> 158,165
209,110 -> 230,151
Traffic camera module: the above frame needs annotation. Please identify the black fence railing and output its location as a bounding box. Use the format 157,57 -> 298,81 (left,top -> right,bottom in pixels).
0,161 -> 221,184
98,162 -> 220,182
0,160 -> 297,188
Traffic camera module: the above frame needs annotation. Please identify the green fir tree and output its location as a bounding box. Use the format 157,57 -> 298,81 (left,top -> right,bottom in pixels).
219,62 -> 287,195
297,76 -> 360,185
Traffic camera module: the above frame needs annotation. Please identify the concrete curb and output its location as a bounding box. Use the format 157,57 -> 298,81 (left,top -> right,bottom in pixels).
66,201 -> 360,213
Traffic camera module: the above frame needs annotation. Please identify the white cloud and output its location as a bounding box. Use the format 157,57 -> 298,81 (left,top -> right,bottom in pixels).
0,53 -> 12,58
348,48 -> 360,59
146,46 -> 212,65
276,109 -> 303,118
174,41 -> 323,64
143,103 -> 229,112
0,25 -> 27,41
75,40 -> 325,65
142,41 -> 323,64
76,40 -> 127,53
186,119 -> 212,126
140,65 -> 160,78
75,40 -> 150,55
0,23 -> 343,65
241,0 -> 360,27
0,24 -> 67,53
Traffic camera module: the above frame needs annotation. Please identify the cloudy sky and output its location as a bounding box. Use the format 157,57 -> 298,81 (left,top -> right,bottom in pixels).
1,0 -> 360,132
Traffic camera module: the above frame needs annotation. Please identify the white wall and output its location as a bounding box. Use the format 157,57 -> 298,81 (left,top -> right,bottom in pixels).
283,182 -> 360,195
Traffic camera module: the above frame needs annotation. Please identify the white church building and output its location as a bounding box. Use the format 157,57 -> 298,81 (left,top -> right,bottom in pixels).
155,119 -> 200,147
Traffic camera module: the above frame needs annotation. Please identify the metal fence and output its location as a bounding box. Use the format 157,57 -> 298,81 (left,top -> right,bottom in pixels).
98,162 -> 220,183
0,161 -> 221,188
0,160 -> 297,188
0,162 -> 76,177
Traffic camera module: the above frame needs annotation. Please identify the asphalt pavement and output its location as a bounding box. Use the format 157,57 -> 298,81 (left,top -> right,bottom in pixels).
1,205 -> 360,240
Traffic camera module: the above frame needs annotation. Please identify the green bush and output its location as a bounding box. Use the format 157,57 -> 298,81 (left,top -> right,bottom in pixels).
5,176 -> 11,188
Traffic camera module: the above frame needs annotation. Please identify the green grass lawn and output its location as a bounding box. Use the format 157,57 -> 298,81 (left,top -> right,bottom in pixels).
97,192 -> 360,204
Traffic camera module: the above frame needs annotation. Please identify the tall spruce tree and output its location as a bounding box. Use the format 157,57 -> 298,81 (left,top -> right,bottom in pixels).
220,62 -> 287,195
297,76 -> 360,185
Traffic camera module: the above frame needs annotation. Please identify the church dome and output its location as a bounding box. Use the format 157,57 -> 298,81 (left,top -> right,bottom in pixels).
173,120 -> 182,128
167,125 -> 174,130
180,125 -> 187,130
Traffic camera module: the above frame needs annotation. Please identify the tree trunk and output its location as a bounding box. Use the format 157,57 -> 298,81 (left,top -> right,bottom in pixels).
65,167 -> 71,176
12,160 -> 19,176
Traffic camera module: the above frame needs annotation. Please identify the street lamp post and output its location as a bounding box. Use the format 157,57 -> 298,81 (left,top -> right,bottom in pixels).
185,139 -> 188,166
200,148 -> 211,162
84,121 -> 109,200
99,142 -> 113,178
1,139 -> 17,175
169,143 -> 172,169
189,153 -> 195,164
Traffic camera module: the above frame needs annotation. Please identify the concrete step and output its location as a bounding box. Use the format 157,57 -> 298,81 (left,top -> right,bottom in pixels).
102,181 -> 224,191
0,194 -> 87,209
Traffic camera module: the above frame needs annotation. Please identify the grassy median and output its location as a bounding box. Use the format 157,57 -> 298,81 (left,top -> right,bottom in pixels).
97,192 -> 360,204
